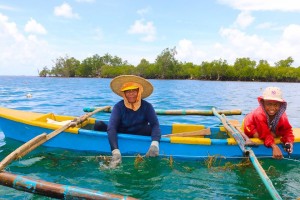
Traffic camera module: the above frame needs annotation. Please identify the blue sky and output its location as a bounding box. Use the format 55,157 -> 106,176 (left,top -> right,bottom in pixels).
1,0 -> 300,75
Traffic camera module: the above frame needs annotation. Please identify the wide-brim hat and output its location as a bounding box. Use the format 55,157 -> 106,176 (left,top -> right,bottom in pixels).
110,75 -> 153,99
259,86 -> 285,102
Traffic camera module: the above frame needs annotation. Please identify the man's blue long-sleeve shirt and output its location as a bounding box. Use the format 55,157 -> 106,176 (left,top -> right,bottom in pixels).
107,100 -> 161,150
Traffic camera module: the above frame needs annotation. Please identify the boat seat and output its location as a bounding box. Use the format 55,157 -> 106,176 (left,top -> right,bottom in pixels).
172,123 -> 205,133
293,128 -> 300,142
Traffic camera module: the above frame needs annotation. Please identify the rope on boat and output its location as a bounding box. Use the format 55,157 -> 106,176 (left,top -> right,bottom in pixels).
283,157 -> 300,163
78,154 -> 277,160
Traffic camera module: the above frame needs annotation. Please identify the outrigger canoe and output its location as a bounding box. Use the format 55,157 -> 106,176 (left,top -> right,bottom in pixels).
0,106 -> 299,159
1,106 -> 299,199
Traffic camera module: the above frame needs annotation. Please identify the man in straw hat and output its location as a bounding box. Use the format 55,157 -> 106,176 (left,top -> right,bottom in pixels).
95,75 -> 161,168
243,86 -> 294,159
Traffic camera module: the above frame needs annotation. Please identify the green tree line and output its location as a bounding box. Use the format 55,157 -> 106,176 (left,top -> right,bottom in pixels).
38,47 -> 300,82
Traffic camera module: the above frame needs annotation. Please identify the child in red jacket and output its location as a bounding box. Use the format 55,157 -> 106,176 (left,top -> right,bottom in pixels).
243,87 -> 294,159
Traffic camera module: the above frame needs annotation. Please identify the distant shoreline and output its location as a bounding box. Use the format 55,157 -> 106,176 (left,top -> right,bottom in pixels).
1,75 -> 300,83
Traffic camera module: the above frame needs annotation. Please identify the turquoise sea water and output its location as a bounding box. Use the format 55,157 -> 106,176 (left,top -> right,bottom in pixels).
0,76 -> 299,199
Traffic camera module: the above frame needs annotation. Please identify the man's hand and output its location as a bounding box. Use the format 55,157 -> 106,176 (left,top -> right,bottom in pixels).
146,141 -> 159,157
109,149 -> 122,168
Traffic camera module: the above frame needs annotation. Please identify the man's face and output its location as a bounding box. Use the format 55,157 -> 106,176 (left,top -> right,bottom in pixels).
124,89 -> 139,103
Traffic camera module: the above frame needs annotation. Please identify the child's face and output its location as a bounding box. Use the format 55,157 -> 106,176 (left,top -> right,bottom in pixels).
263,100 -> 281,116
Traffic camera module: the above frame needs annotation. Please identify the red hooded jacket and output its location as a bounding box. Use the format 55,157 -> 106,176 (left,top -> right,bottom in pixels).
243,97 -> 294,147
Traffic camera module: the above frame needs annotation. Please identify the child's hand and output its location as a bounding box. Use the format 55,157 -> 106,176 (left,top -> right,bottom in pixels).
271,144 -> 283,159
284,143 -> 293,154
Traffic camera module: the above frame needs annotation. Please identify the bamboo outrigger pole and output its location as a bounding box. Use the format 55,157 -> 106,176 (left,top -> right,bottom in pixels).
83,107 -> 242,116
0,106 -> 111,171
212,108 -> 282,200
0,171 -> 136,200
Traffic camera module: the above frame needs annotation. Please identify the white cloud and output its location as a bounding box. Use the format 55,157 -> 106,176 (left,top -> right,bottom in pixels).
176,39 -> 206,63
234,11 -> 254,29
0,13 -> 54,75
219,27 -> 264,48
218,0 -> 300,12
282,24 -> 300,44
217,28 -> 272,60
0,5 -> 17,11
208,1 -> 300,66
276,24 -> 300,59
213,26 -> 300,66
256,22 -> 279,30
0,13 -> 24,42
54,3 -> 79,19
174,23 -> 300,67
93,28 -> 104,41
128,19 -> 156,42
137,7 -> 150,16
24,18 -> 47,35
76,0 -> 95,2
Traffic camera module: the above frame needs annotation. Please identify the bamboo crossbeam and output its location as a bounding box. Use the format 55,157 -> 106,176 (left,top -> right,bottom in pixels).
228,120 -> 258,147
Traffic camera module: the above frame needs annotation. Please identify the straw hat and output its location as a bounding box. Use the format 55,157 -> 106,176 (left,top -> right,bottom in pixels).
261,87 -> 284,102
110,75 -> 153,99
